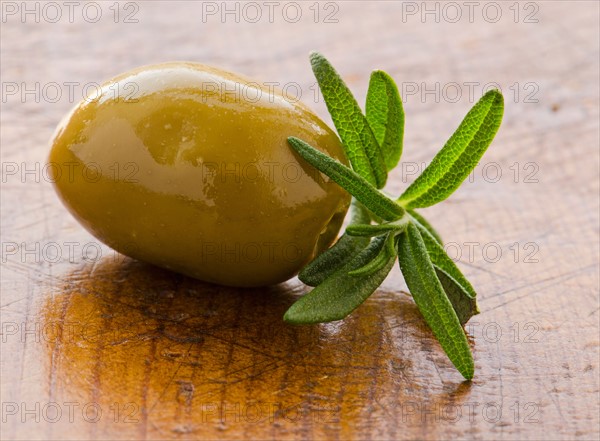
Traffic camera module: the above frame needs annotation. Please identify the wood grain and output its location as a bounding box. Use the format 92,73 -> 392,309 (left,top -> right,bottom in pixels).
1,1 -> 598,440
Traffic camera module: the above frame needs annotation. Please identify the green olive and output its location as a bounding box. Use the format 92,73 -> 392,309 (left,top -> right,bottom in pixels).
48,62 -> 350,287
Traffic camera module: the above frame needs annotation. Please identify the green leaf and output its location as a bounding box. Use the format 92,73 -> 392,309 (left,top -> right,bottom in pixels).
346,216 -> 409,237
407,209 -> 443,244
346,224 -> 397,237
366,70 -> 405,170
435,268 -> 479,326
285,236 -> 395,324
310,52 -> 387,188
412,219 -> 477,300
397,223 -> 474,380
299,234 -> 367,286
410,215 -> 479,324
348,233 -> 397,277
299,200 -> 371,286
288,137 -> 404,221
398,90 -> 504,209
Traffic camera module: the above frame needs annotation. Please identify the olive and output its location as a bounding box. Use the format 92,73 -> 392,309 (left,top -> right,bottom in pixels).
48,63 -> 350,287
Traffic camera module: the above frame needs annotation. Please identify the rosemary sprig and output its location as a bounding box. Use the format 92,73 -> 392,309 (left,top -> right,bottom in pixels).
285,52 -> 504,380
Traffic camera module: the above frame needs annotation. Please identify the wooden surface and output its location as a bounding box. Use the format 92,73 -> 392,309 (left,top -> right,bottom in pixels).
1,1 -> 599,440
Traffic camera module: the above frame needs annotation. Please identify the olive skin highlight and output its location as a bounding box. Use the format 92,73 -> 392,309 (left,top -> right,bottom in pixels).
49,62 -> 350,287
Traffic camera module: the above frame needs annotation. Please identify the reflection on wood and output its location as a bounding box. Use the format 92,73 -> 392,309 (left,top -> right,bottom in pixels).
41,256 -> 473,439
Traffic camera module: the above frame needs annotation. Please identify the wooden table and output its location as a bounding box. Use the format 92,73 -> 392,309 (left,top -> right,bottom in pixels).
1,1 -> 598,440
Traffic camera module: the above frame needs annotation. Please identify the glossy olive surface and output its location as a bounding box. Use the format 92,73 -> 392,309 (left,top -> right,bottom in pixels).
49,63 -> 350,287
